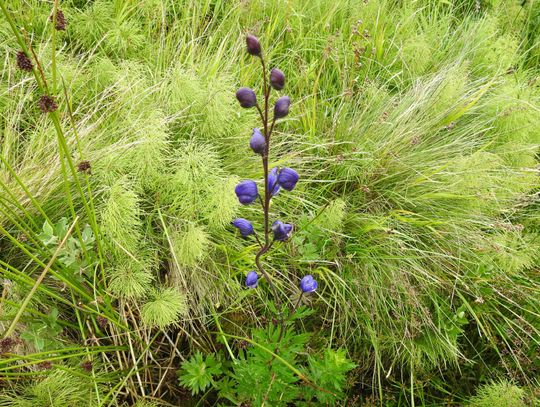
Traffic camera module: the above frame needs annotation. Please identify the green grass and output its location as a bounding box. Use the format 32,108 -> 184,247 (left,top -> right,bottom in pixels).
0,0 -> 539,405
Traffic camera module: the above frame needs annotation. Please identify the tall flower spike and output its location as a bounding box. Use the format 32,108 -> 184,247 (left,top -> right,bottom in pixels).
236,87 -> 257,108
300,275 -> 318,293
268,167 -> 280,196
235,180 -> 258,205
246,271 -> 259,288
274,96 -> 291,118
278,168 -> 299,191
250,128 -> 265,154
270,68 -> 285,90
246,34 -> 261,56
232,218 -> 254,237
272,220 -> 293,241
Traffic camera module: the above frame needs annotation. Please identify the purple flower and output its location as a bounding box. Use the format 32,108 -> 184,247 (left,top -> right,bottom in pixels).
300,275 -> 317,293
272,220 -> 293,241
236,87 -> 257,108
268,167 -> 280,196
277,167 -> 299,191
246,270 -> 259,288
246,34 -> 261,56
274,96 -> 290,118
270,68 -> 285,90
232,218 -> 254,237
235,180 -> 258,204
250,128 -> 265,154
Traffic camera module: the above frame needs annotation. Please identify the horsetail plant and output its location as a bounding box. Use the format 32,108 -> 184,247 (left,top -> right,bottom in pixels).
232,34 -> 315,327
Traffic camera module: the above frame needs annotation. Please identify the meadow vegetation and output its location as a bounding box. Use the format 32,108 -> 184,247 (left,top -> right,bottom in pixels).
0,0 -> 539,405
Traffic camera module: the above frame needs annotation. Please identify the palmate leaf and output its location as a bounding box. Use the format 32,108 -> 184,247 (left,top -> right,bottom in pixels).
178,352 -> 222,395
304,348 -> 356,404
226,326 -> 310,406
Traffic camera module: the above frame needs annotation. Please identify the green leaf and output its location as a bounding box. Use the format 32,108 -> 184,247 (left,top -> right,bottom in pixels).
178,352 -> 223,395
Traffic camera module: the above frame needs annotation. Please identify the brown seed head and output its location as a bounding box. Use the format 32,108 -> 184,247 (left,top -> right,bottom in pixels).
77,160 -> 92,174
16,51 -> 33,72
38,95 -> 58,113
51,9 -> 67,31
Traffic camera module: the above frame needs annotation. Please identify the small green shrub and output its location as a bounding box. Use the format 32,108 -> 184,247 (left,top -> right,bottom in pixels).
178,323 -> 355,406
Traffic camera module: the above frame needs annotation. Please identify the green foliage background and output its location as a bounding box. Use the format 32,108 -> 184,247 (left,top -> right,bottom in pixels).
0,0 -> 539,405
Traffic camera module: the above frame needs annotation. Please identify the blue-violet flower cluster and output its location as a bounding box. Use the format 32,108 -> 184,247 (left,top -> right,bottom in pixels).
231,34 -> 318,312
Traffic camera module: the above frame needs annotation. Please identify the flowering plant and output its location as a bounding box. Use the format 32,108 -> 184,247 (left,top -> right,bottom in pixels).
232,34 -> 317,321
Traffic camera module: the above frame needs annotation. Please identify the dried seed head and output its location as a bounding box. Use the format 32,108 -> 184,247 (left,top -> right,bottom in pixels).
51,9 -> 67,31
37,360 -> 53,370
96,316 -> 108,330
77,160 -> 91,174
0,337 -> 16,354
81,360 -> 93,372
16,51 -> 33,72
38,95 -> 58,113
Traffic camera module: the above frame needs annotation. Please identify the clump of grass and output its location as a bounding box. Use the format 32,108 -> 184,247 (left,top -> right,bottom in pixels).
141,287 -> 187,329
170,223 -> 210,269
469,380 -> 526,407
0,370 -> 103,407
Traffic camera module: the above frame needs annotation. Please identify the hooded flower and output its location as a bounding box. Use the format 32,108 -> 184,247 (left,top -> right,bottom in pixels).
268,167 -> 280,196
246,271 -> 259,288
236,87 -> 257,108
274,96 -> 290,118
277,167 -> 299,191
250,128 -> 265,154
232,218 -> 254,237
272,220 -> 293,241
246,34 -> 261,56
235,180 -> 258,204
300,275 -> 318,293
270,68 -> 285,90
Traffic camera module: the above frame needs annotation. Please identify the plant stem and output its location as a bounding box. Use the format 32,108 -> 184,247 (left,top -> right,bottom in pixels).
51,0 -> 58,94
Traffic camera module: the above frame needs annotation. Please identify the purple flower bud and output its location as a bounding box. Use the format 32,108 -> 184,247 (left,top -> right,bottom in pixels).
246,34 -> 262,56
300,275 -> 318,293
270,68 -> 285,90
272,220 -> 293,241
250,128 -> 265,154
232,218 -> 254,237
278,167 -> 299,191
235,180 -> 258,204
246,270 -> 259,288
236,87 -> 257,108
274,96 -> 290,118
268,167 -> 280,196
